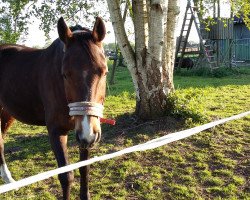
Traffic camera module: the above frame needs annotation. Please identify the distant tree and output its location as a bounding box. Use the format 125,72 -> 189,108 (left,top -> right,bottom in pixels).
0,0 -> 33,44
232,0 -> 250,29
193,0 -> 250,29
103,43 -> 116,52
0,0 -> 107,43
33,0 -> 107,39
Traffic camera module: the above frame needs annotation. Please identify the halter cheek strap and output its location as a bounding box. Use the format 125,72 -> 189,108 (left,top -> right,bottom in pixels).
68,102 -> 104,118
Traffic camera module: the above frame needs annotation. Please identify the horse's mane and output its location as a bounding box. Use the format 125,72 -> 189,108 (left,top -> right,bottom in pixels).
70,25 -> 92,40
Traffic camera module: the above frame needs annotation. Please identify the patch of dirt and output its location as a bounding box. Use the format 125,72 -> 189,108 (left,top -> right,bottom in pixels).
102,114 -> 185,146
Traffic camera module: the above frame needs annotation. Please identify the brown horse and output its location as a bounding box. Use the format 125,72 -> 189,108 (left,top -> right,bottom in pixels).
0,17 -> 107,199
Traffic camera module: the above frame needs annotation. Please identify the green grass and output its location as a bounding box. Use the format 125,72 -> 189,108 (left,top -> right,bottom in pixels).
0,65 -> 249,199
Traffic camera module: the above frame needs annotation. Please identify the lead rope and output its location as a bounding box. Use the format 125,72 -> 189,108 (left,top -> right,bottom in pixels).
68,101 -> 115,125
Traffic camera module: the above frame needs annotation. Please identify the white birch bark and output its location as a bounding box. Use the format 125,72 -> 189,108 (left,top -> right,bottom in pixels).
146,0 -> 168,98
148,0 -> 168,62
106,0 -> 139,99
162,0 -> 180,95
137,0 -> 169,117
131,0 -> 151,114
132,0 -> 148,103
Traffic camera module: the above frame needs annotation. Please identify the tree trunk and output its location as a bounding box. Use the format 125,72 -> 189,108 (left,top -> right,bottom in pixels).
107,0 -> 180,120
163,0 -> 180,94
106,0 -> 139,97
109,41 -> 119,85
109,58 -> 117,85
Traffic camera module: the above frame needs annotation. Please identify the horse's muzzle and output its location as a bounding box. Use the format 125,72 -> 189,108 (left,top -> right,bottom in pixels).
74,115 -> 102,149
76,130 -> 101,149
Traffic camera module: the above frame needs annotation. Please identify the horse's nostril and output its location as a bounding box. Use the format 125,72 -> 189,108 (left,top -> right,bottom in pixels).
80,139 -> 90,149
95,131 -> 101,143
75,128 -> 101,149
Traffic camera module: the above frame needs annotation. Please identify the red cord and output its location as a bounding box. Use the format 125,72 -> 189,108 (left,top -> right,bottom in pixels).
100,118 -> 116,125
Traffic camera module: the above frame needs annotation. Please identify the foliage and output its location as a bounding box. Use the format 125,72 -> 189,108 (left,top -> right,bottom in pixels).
32,0 -> 107,39
103,43 -> 116,52
0,0 -> 108,43
231,0 -> 250,29
0,0 -> 34,44
166,88 -> 208,124
194,0 -> 250,29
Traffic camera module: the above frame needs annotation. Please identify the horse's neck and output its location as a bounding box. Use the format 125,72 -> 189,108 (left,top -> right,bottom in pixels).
42,39 -> 64,70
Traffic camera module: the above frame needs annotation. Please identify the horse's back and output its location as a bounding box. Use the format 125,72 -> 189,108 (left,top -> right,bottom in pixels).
0,44 -> 46,125
0,44 -> 35,59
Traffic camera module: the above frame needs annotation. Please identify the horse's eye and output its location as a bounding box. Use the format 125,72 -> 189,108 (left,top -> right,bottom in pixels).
104,71 -> 109,76
62,71 -> 71,80
62,73 -> 67,79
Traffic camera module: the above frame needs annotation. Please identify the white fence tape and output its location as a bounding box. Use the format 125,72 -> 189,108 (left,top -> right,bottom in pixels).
0,110 -> 249,194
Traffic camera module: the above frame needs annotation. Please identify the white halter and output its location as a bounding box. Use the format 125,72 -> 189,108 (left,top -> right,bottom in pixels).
68,101 -> 104,118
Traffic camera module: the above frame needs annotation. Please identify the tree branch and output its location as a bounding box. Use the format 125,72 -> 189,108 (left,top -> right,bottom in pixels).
132,0 -> 148,53
107,0 -> 142,101
122,0 -> 128,22
162,0 -> 180,94
106,0 -> 135,71
148,0 -> 168,61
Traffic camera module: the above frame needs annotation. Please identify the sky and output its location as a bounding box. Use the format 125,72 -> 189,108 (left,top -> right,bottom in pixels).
23,0 -> 231,47
24,18 -> 115,47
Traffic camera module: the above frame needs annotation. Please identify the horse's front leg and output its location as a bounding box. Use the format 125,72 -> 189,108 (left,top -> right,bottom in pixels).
48,129 -> 74,200
79,148 -> 90,200
0,110 -> 15,183
0,133 -> 15,183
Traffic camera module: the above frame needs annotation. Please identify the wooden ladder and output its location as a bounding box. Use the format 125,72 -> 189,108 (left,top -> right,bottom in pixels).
175,0 -> 218,69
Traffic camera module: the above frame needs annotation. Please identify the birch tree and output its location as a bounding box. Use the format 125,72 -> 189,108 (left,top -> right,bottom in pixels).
106,0 -> 180,119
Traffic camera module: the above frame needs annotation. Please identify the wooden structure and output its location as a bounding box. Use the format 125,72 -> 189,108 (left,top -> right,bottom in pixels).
201,18 -> 234,66
201,19 -> 233,40
175,0 -> 218,69
175,0 -> 250,68
233,16 -> 250,61
203,16 -> 250,63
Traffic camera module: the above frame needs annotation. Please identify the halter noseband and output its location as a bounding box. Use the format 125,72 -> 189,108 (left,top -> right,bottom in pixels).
68,101 -> 104,118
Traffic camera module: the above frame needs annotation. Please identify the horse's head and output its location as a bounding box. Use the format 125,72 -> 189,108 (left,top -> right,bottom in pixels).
58,17 -> 107,149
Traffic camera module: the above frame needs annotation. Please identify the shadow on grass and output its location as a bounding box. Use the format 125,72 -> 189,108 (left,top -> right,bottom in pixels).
4,113 -> 185,163
4,132 -> 51,162
101,113 -> 186,148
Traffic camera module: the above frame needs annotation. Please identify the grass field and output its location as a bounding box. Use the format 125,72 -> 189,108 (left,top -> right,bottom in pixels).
0,65 -> 249,200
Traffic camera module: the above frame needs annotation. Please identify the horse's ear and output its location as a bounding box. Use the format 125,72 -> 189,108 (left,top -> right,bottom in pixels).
57,17 -> 72,44
92,17 -> 106,43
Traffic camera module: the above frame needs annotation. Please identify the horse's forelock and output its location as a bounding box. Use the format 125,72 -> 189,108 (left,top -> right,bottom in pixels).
70,25 -> 90,33
65,25 -> 102,61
